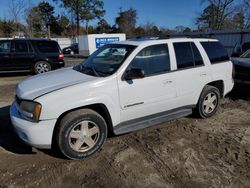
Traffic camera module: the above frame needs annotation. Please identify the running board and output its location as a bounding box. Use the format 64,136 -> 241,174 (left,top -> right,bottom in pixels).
114,108 -> 193,135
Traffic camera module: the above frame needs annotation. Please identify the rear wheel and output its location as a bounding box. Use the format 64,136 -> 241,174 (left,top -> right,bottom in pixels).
195,85 -> 220,118
34,61 -> 51,74
55,109 -> 107,160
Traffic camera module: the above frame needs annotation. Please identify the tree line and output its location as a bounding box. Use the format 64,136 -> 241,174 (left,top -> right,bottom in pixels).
0,0 -> 250,38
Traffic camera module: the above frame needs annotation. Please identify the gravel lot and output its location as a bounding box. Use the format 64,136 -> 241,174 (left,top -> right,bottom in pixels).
0,58 -> 250,188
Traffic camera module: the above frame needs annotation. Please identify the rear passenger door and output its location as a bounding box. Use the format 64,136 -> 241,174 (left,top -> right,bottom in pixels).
118,44 -> 178,122
173,42 -> 209,106
12,40 -> 34,70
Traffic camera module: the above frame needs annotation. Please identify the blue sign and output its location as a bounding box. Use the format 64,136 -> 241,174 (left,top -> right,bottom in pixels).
95,37 -> 120,48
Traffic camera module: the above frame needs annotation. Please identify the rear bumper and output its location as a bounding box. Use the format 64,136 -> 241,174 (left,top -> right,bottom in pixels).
51,61 -> 65,70
10,102 -> 57,149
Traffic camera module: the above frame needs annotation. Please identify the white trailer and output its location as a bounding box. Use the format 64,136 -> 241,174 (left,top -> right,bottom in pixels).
78,33 -> 126,56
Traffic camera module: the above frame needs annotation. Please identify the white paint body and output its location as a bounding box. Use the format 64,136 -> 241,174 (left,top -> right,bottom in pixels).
10,38 -> 234,148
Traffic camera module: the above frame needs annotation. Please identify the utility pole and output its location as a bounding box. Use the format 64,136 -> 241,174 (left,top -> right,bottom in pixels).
48,25 -> 51,39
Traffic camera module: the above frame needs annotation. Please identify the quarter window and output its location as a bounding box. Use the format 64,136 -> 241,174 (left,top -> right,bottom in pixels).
15,41 -> 28,53
129,44 -> 170,76
201,42 -> 229,64
36,41 -> 60,53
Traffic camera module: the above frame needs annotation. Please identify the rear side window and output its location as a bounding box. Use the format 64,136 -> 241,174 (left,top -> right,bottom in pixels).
15,41 -> 28,53
174,43 -> 194,69
130,44 -> 170,76
0,41 -> 11,53
174,42 -> 204,69
201,42 -> 229,64
36,41 -> 60,53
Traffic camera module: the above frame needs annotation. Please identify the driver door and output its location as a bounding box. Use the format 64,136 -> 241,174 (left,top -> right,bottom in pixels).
117,44 -> 178,122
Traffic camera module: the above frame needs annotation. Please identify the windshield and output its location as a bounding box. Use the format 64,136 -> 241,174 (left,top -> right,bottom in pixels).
74,44 -> 136,77
240,49 -> 250,58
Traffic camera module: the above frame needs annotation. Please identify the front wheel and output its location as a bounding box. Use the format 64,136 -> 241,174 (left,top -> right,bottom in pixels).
55,109 -> 107,160
195,85 -> 221,118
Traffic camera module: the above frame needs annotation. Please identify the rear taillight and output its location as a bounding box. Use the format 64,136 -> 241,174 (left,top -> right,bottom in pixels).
58,52 -> 64,61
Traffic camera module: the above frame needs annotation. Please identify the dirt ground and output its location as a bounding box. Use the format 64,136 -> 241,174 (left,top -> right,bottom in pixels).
0,58 -> 250,188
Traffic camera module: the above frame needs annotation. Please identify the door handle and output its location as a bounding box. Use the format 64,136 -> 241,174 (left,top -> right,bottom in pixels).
163,80 -> 173,84
200,73 -> 207,77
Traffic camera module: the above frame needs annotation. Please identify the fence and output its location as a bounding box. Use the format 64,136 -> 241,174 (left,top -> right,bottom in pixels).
183,29 -> 250,55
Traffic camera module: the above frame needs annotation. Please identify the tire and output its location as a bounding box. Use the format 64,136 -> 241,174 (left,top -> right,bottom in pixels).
34,61 -> 51,74
55,109 -> 107,160
195,85 -> 221,119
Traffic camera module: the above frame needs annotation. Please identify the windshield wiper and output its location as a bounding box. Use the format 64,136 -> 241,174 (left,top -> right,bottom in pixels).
90,66 -> 100,77
80,65 -> 100,77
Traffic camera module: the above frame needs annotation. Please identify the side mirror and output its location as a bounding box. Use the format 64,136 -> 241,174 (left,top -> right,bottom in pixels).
124,68 -> 145,81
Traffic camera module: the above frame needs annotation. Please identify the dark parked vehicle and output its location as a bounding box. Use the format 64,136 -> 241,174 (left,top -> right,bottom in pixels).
232,49 -> 250,84
62,43 -> 79,55
0,39 -> 64,74
231,42 -> 250,57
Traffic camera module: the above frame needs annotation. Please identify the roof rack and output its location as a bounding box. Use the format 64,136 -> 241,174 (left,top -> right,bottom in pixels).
128,34 -> 213,41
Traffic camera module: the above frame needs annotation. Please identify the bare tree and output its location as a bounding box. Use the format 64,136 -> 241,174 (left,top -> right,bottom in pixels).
198,0 -> 236,30
8,0 -> 27,23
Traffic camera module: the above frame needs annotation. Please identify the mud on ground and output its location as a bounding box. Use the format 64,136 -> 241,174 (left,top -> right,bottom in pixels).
0,62 -> 250,187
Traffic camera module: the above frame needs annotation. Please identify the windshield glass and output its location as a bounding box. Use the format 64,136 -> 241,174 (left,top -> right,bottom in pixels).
74,44 -> 136,77
240,49 -> 250,58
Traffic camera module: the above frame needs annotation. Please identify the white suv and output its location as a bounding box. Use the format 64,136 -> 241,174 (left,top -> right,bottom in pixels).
10,37 -> 234,159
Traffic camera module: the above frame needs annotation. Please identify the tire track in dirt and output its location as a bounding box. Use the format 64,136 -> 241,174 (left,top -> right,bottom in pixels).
122,128 -> 184,188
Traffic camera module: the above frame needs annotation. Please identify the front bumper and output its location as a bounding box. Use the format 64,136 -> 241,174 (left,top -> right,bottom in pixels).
10,102 -> 57,149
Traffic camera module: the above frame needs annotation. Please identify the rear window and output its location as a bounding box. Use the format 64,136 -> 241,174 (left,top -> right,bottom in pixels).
201,42 -> 229,64
36,41 -> 60,53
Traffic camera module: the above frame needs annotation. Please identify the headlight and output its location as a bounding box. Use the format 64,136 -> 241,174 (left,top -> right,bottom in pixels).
19,100 -> 42,122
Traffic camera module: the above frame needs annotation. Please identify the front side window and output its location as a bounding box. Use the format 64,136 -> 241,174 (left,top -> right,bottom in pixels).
15,41 -> 28,53
0,41 -> 11,53
129,44 -> 170,76
201,42 -> 229,64
74,44 -> 136,77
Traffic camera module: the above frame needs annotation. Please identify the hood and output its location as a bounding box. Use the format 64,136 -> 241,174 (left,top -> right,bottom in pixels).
231,58 -> 250,68
16,67 -> 97,100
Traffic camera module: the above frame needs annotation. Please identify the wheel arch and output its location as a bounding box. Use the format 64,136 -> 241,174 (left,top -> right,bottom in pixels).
206,80 -> 224,97
52,103 -> 114,148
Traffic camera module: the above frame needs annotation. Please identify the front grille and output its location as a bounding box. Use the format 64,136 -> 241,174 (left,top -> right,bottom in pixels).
234,65 -> 250,74
234,65 -> 250,81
